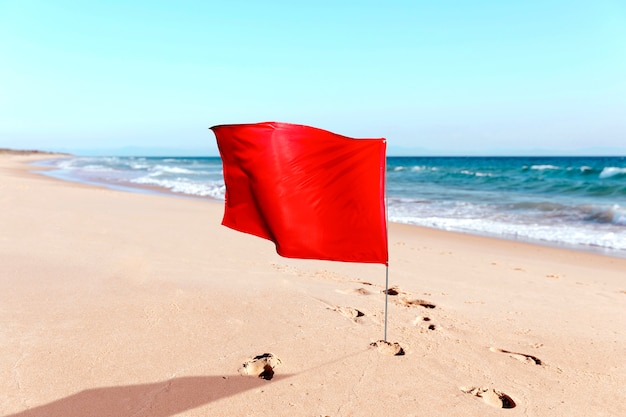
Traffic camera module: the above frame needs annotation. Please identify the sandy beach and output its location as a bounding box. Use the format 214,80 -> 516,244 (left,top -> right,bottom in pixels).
1,152 -> 625,417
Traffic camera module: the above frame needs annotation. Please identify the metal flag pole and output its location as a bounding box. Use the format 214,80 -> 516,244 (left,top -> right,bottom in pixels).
384,264 -> 389,342
383,147 -> 389,342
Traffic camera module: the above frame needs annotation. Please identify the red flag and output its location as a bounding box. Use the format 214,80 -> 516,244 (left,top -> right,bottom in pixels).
210,122 -> 388,265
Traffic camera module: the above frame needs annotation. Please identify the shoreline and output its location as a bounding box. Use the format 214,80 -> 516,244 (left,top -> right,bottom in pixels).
2,151 -> 626,416
32,153 -> 626,260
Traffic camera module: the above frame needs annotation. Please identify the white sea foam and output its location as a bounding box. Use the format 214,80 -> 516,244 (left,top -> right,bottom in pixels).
55,159 -> 115,172
531,164 -> 560,170
131,176 -> 225,199
151,165 -> 197,175
388,213 -> 626,252
599,167 -> 626,179
82,164 -> 116,172
408,166 -> 438,172
612,205 -> 626,225
388,196 -> 626,253
130,162 -> 150,169
460,170 -> 492,177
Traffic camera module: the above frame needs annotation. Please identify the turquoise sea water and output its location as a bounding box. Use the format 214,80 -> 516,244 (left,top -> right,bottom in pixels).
40,156 -> 626,257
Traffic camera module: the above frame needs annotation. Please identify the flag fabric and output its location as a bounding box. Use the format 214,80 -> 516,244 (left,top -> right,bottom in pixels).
210,122 -> 388,265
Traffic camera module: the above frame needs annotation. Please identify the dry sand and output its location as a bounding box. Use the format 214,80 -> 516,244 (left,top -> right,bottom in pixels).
1,153 -> 625,416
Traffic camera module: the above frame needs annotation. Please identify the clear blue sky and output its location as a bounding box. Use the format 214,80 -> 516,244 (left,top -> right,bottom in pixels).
1,0 -> 625,155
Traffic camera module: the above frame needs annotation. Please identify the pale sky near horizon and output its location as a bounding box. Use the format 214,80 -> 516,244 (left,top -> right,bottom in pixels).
1,0 -> 625,155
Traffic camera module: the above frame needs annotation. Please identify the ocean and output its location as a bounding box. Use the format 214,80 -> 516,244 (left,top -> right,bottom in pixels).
38,155 -> 626,258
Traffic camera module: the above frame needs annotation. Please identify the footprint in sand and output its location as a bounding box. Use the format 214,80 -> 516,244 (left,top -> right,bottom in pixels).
461,386 -> 516,409
489,347 -> 542,365
332,306 -> 365,320
370,340 -> 405,356
239,353 -> 281,380
352,287 -> 372,295
412,316 -> 431,325
383,287 -> 401,295
380,286 -> 436,309
412,316 -> 436,331
398,297 -> 436,309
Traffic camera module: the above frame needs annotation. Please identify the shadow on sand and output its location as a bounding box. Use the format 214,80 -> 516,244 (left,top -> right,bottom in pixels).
4,374 -> 292,417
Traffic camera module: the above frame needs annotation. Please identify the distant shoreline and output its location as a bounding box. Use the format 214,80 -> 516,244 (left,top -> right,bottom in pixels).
32,153 -> 626,260
0,148 -> 71,156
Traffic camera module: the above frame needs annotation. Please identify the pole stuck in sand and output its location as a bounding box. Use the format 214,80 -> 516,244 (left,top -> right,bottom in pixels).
383,156 -> 389,342
384,265 -> 389,342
